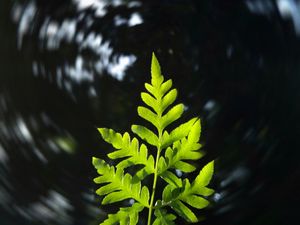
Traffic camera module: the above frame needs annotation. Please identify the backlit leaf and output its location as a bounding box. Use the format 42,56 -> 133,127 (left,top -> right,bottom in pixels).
162,117 -> 198,149
99,129 -> 154,176
161,104 -> 184,130
141,92 -> 159,113
138,106 -> 158,128
160,79 -> 173,97
151,53 -> 163,87
100,203 -> 143,225
161,171 -> 182,187
92,157 -> 150,207
131,124 -> 158,146
161,89 -> 177,113
153,208 -> 176,225
98,128 -> 123,149
170,200 -> 198,223
173,161 -> 196,173
182,195 -> 209,210
194,161 -> 214,187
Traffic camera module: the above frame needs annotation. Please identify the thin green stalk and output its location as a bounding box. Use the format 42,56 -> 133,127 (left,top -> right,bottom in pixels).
147,127 -> 162,225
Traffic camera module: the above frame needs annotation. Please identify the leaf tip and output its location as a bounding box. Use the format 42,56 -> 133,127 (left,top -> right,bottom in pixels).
151,52 -> 161,77
97,128 -> 106,137
152,51 -> 156,59
92,157 -> 101,168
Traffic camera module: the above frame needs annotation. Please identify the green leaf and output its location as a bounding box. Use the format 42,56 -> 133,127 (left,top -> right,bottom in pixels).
160,171 -> 182,187
151,53 -> 163,87
144,79 -> 173,101
193,161 -> 214,187
153,208 -> 176,225
140,186 -> 150,206
182,195 -> 209,209
102,191 -> 129,204
173,161 -> 196,173
161,119 -> 204,175
161,104 -> 184,130
160,79 -> 173,97
141,92 -> 159,113
92,157 -> 150,207
162,117 -> 198,149
187,118 -> 201,143
138,106 -> 159,128
98,128 -> 123,149
161,89 -> 177,113
160,162 -> 215,222
131,124 -> 158,146
162,185 -> 173,203
145,83 -> 157,98
100,203 -> 143,225
193,186 -> 215,197
170,163 -> 214,220
164,185 -> 182,202
97,129 -> 155,179
170,200 -> 198,223
158,156 -> 167,174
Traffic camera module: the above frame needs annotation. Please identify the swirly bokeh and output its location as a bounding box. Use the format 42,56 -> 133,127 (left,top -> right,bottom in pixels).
0,0 -> 299,224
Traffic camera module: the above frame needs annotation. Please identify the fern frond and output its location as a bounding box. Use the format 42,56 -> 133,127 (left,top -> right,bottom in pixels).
133,54 -> 184,135
92,157 -> 150,207
162,161 -> 214,223
100,203 -> 143,225
92,53 -> 215,225
161,117 -> 198,149
162,119 -> 204,176
98,128 -> 155,179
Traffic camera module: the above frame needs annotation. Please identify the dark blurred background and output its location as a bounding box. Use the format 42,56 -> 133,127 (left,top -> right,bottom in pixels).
0,0 -> 300,224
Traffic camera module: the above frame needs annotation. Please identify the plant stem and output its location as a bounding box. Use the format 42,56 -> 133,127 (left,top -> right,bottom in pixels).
147,129 -> 162,225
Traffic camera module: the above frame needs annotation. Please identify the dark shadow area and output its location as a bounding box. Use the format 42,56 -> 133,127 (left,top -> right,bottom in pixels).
0,0 -> 299,224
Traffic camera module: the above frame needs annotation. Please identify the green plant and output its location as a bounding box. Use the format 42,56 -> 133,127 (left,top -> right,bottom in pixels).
92,53 -> 214,225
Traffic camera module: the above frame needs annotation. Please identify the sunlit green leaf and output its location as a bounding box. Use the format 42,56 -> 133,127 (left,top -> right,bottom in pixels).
131,124 -> 158,146
92,157 -> 150,207
187,119 -> 201,143
161,171 -> 182,187
170,200 -> 198,223
194,161 -> 214,187
182,195 -> 209,210
162,117 -> 198,149
158,156 -> 167,174
102,191 -> 129,204
161,89 -> 177,113
173,161 -> 196,173
98,128 -> 123,149
100,203 -> 143,225
161,119 -> 204,175
161,104 -> 184,130
141,92 -> 159,113
151,53 -> 163,87
138,106 -> 159,128
145,83 -> 157,98
98,129 -> 155,177
153,208 -> 176,225
162,185 -> 173,203
160,79 -> 173,97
